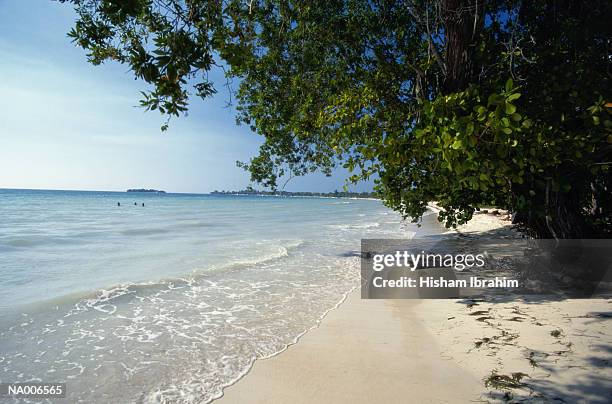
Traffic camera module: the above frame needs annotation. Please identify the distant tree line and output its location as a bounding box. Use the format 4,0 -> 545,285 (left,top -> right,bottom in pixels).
127,189 -> 166,193
211,187 -> 376,199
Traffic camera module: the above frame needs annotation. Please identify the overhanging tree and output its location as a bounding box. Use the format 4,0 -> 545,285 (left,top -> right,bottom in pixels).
60,0 -> 611,238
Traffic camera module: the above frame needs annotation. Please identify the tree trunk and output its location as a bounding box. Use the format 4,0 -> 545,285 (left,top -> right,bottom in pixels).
442,0 -> 483,93
524,190 -> 596,239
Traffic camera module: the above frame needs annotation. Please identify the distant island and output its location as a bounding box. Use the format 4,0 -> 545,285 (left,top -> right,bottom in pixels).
127,189 -> 166,193
210,187 -> 377,199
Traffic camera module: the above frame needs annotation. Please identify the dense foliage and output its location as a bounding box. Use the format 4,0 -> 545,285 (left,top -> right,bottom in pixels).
60,0 -> 611,237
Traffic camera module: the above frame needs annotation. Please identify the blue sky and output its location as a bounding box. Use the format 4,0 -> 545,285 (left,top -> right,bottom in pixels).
0,1 -> 371,193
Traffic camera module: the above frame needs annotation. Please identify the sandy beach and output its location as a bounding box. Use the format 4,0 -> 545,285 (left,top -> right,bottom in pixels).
218,209 -> 611,403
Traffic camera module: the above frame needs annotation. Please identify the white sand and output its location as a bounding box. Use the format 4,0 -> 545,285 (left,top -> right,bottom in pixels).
217,209 -> 611,403
426,207 -> 611,402
218,295 -> 483,403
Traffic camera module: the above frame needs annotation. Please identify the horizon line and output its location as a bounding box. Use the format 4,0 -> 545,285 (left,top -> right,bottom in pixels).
0,187 -> 374,195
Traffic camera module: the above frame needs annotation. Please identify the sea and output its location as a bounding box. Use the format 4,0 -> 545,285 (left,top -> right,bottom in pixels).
0,188 -> 440,403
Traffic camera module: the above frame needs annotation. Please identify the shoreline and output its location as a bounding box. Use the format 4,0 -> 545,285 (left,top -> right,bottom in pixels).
215,208 -> 507,403
216,208 -> 611,403
217,293 -> 484,403
211,205 -> 446,403
203,286 -> 358,404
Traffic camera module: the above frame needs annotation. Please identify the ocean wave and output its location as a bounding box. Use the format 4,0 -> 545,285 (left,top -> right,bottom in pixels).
140,258 -> 361,404
59,239 -> 307,315
178,220 -> 219,229
328,222 -> 381,230
0,235 -> 84,248
1,244 -> 361,404
120,227 -> 171,236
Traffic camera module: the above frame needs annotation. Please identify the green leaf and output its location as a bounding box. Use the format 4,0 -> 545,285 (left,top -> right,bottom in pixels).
466,122 -> 474,135
505,78 -> 514,92
505,103 -> 517,115
507,93 -> 521,102
451,140 -> 463,150
488,94 -> 504,106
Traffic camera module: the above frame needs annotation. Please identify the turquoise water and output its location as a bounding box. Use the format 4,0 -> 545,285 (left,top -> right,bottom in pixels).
0,189 -> 438,403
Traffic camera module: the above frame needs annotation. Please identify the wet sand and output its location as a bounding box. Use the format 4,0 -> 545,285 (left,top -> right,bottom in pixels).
218,294 -> 482,403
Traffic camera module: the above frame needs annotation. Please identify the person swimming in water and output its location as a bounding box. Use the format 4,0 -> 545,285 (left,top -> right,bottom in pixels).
142,203 -> 145,207
117,202 -> 121,206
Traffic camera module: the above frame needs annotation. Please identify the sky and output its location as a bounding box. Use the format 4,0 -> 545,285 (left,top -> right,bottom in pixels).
0,1 -> 372,194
